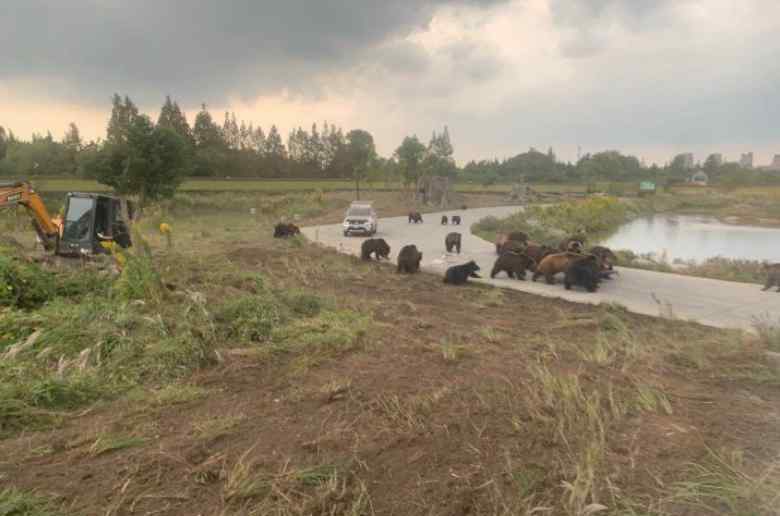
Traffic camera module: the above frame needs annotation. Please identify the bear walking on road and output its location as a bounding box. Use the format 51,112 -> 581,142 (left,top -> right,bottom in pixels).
451,215 -> 462,225
444,260 -> 481,285
361,238 -> 391,261
564,254 -> 602,292
441,215 -> 449,225
445,232 -> 462,254
397,245 -> 423,273
491,253 -> 536,280
408,211 -> 423,223
533,252 -> 586,284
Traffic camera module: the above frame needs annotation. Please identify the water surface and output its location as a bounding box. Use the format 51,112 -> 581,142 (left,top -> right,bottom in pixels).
601,214 -> 780,262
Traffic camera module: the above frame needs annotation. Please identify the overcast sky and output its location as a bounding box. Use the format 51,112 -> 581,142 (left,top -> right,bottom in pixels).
1,0 -> 779,165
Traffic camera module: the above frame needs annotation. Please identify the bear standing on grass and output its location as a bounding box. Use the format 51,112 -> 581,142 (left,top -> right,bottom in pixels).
274,223 -> 301,238
564,254 -> 602,292
444,260 -> 481,285
445,232 -> 462,254
361,238 -> 391,261
397,244 -> 423,273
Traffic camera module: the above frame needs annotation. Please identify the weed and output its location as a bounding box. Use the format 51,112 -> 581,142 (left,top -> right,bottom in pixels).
634,384 -> 673,415
0,488 -> 65,516
88,433 -> 146,457
217,294 -> 286,343
151,384 -> 208,405
0,253 -> 55,309
193,414 -> 246,441
664,448 -> 780,515
439,338 -> 468,362
754,315 -> 780,352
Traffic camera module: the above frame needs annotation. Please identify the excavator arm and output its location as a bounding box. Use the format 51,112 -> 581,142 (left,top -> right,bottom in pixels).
0,181 -> 60,251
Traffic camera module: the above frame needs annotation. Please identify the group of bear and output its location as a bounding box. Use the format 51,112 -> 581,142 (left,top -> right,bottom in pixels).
490,232 -> 617,292
408,210 -> 461,226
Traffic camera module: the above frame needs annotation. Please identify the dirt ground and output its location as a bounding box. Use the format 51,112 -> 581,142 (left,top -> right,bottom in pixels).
1,191 -> 779,515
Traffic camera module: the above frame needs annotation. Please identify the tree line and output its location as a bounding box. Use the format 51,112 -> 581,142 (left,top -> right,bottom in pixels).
2,94 -> 778,200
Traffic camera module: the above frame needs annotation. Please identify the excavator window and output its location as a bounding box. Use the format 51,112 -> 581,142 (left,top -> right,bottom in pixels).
62,197 -> 94,243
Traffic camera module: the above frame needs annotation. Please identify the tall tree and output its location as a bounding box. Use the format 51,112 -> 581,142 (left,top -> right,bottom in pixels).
88,115 -> 186,204
192,104 -> 224,149
157,96 -> 194,146
395,135 -> 426,190
251,126 -> 266,154
0,126 -> 8,161
62,122 -> 82,151
106,94 -> 139,145
346,129 -> 376,200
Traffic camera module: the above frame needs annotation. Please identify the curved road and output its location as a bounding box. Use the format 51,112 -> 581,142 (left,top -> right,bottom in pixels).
302,206 -> 780,331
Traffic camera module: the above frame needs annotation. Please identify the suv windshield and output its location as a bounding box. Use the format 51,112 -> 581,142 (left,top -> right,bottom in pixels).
347,207 -> 372,217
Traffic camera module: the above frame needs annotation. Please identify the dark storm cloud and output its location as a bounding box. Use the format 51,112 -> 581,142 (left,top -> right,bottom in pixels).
0,0 -> 506,104
549,0 -> 679,58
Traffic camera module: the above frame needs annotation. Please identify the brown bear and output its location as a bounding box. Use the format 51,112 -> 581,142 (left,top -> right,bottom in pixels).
361,238 -> 391,261
525,242 -> 555,264
532,252 -> 588,284
495,233 -> 508,254
451,215 -> 462,225
397,244 -> 423,273
445,232 -> 462,254
559,236 -> 586,253
408,211 -> 423,223
274,222 -> 301,238
500,240 -> 527,255
444,260 -> 481,285
441,215 -> 449,225
564,254 -> 601,292
762,263 -> 780,292
491,253 -> 536,280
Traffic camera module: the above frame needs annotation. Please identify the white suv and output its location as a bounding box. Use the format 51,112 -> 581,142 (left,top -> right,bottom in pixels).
342,201 -> 378,236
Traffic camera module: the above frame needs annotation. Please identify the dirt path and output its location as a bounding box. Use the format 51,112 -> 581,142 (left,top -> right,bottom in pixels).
302,206 -> 780,331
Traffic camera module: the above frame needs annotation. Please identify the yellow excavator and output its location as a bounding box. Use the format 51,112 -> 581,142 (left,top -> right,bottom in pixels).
0,180 -> 133,256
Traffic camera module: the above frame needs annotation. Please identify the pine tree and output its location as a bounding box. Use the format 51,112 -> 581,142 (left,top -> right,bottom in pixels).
107,94 -> 139,145
0,126 -> 8,160
251,126 -> 266,154
157,96 -> 194,146
193,104 -> 224,149
63,122 -> 82,151
265,125 -> 286,159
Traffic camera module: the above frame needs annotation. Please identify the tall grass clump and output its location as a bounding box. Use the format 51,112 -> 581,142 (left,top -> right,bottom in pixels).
474,196 -> 633,246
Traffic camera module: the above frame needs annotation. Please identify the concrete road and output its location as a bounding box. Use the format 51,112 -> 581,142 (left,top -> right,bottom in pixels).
302,206 -> 780,331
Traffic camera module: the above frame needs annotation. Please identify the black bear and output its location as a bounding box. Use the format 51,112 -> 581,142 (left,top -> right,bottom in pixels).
445,232 -> 462,254
451,215 -> 462,225
491,253 -> 536,280
408,211 -> 423,224
397,244 -> 423,273
274,222 -> 301,238
564,254 -> 601,292
441,215 -> 449,225
361,238 -> 391,261
443,260 -> 481,285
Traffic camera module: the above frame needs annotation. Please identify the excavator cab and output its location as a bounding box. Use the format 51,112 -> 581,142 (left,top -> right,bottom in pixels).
58,193 -> 133,256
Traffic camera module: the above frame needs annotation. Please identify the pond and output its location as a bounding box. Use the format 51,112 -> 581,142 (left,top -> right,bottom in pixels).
601,214 -> 780,263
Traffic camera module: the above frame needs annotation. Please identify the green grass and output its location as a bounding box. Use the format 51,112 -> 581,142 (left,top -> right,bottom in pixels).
0,488 -> 66,516
22,177 -> 593,195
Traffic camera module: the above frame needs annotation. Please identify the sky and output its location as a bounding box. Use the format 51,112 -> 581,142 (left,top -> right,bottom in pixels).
1,0 -> 779,166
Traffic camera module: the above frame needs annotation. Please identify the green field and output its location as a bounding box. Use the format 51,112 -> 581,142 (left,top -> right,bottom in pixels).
23,177 -> 591,195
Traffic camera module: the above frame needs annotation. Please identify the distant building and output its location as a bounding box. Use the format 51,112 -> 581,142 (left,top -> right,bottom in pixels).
688,171 -> 709,186
739,152 -> 754,168
769,154 -> 780,171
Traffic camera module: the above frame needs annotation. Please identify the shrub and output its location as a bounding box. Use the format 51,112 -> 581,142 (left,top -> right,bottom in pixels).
113,253 -> 163,302
216,294 -> 288,343
0,254 -> 56,309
